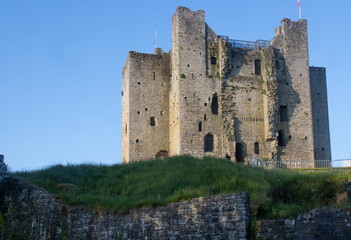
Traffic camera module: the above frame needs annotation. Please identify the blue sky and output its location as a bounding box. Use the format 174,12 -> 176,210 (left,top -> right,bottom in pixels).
1,0 -> 350,171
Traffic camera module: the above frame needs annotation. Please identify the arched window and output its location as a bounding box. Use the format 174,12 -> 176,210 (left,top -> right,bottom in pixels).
204,133 -> 214,152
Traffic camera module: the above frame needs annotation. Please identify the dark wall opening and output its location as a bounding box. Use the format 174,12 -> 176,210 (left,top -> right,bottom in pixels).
198,122 -> 202,132
254,59 -> 261,75
235,143 -> 245,163
204,133 -> 214,152
155,150 -> 169,159
254,142 -> 259,154
150,117 -> 156,126
211,93 -> 218,115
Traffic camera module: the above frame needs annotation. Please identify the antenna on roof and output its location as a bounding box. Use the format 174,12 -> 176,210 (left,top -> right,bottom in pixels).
154,30 -> 157,49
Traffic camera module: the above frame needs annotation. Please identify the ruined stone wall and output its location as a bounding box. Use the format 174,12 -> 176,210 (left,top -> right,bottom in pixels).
122,51 -> 170,163
170,7 -> 221,158
310,67 -> 331,160
0,178 -> 250,240
271,18 -> 315,161
220,46 -> 278,162
257,208 -> 351,240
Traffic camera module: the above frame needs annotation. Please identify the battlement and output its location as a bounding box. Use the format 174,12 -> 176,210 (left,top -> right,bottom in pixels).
122,6 -> 331,165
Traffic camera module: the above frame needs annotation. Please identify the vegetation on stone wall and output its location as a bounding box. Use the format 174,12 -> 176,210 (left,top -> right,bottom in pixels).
12,156 -> 351,220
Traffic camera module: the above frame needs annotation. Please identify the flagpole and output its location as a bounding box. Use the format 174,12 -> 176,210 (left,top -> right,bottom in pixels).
299,6 -> 301,19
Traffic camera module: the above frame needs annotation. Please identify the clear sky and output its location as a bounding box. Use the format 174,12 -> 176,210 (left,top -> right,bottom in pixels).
1,0 -> 350,171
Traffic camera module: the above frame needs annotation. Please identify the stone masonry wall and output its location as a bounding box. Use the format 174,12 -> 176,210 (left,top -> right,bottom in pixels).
122,51 -> 170,163
0,177 -> 250,240
170,6 -> 221,158
271,18 -> 315,161
310,67 -> 332,160
257,208 -> 351,240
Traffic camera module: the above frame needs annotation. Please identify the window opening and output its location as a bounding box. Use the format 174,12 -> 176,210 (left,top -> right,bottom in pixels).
211,57 -> 217,65
150,117 -> 156,126
136,139 -> 139,143
204,133 -> 214,152
254,59 -> 261,75
254,142 -> 259,154
275,60 -> 280,70
153,72 -> 155,80
204,114 -> 207,121
211,93 -> 218,115
280,106 -> 288,122
198,122 -> 202,132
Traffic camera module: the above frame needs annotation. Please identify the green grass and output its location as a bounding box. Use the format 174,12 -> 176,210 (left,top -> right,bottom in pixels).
12,156 -> 351,219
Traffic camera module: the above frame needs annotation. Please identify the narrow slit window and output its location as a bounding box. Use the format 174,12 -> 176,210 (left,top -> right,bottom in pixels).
153,72 -> 155,80
211,57 -> 217,65
150,117 -> 156,126
254,59 -> 261,75
198,122 -> 202,132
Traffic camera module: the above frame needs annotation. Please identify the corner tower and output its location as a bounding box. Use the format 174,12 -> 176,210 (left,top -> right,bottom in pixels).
271,18 -> 315,160
169,7 -> 221,157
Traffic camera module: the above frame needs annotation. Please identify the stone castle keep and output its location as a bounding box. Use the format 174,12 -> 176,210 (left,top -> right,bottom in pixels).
122,6 -> 331,164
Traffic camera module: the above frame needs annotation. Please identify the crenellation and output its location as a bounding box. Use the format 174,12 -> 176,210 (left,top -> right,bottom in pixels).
122,6 -> 331,165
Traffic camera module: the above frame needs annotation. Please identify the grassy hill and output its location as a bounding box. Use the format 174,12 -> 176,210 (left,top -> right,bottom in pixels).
12,156 -> 351,219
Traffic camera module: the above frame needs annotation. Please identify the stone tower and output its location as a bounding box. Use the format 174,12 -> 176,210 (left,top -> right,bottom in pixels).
122,6 -> 331,165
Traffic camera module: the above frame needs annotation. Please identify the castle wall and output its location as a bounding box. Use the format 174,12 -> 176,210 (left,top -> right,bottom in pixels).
310,67 -> 331,160
123,7 -> 330,166
271,18 -> 315,161
221,47 -> 278,162
122,57 -> 130,163
170,7 -> 221,158
1,178 -> 250,240
122,52 -> 170,163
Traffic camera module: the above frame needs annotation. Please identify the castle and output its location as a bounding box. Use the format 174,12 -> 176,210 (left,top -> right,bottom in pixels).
122,6 -> 331,164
